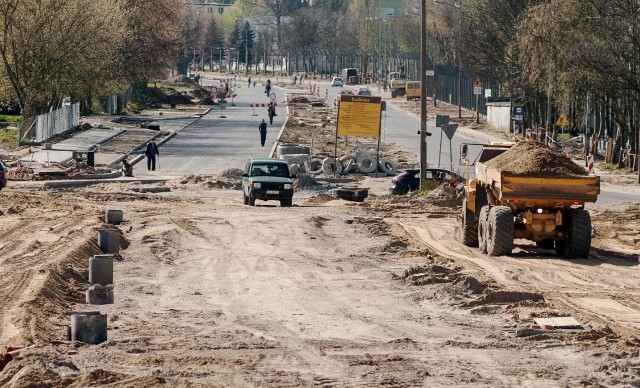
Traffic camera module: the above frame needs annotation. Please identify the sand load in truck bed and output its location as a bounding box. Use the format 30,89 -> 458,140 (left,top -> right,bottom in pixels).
484,141 -> 588,177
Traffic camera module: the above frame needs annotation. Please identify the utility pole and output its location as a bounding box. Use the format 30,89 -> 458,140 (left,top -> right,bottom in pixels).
420,0 -> 428,189
245,25 -> 249,76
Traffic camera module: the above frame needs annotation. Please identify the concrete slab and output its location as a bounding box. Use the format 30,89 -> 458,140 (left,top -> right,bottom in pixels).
21,150 -> 73,164
51,128 -> 125,151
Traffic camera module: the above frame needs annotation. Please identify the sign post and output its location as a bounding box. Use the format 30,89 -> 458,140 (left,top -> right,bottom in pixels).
473,79 -> 482,124
336,95 -> 383,176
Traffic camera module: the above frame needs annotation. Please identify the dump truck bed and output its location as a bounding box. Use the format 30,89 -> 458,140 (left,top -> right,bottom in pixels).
475,162 -> 600,208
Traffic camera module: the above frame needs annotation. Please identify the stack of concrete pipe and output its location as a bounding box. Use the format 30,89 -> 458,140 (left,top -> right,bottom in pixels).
278,145 -> 398,177
70,209 -> 123,345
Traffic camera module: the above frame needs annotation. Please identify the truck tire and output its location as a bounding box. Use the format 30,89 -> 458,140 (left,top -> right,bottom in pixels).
486,206 -> 514,256
561,209 -> 592,258
460,199 -> 478,247
478,206 -> 490,253
280,198 -> 292,207
391,90 -> 397,98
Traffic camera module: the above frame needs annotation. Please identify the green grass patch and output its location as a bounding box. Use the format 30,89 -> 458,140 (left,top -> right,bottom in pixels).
557,133 -> 573,142
0,115 -> 20,123
147,82 -> 190,93
599,162 -> 618,171
0,128 -> 17,147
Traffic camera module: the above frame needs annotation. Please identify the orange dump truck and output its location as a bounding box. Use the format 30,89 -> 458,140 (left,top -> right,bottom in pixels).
460,142 -> 600,258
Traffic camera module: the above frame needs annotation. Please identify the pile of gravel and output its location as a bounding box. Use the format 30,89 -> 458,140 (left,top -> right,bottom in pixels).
485,141 -> 587,176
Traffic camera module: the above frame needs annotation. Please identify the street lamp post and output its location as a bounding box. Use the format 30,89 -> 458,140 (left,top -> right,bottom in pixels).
420,0 -> 428,189
434,0 -> 463,118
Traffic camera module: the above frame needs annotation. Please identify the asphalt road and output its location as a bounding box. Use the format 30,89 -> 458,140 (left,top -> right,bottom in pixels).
136,78 -> 282,176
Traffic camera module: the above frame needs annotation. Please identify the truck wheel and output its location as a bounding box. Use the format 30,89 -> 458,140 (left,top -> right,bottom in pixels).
478,206 -> 490,253
486,206 -> 514,256
391,90 -> 397,98
280,198 -> 292,207
562,209 -> 592,258
248,193 -> 256,206
460,199 -> 478,247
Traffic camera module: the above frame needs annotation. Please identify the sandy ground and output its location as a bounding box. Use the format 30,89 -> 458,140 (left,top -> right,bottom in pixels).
0,83 -> 639,386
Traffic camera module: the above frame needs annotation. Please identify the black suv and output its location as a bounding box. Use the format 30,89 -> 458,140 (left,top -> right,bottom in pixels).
242,158 -> 294,206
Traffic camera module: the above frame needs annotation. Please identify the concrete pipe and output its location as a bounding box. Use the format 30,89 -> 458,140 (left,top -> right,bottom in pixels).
305,158 -> 323,175
104,210 -> 123,225
277,144 -> 310,158
322,157 -> 343,176
357,154 -> 377,173
70,311 -> 107,344
338,154 -> 356,164
86,285 -> 114,305
98,229 -> 119,254
378,158 -> 398,176
281,154 -> 311,165
89,255 -> 114,286
288,163 -> 302,176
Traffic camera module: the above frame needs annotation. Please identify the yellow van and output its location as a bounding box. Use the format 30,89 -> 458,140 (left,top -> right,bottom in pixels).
405,81 -> 421,101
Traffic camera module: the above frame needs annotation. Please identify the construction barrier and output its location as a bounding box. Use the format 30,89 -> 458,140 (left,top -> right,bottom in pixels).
250,103 -> 277,107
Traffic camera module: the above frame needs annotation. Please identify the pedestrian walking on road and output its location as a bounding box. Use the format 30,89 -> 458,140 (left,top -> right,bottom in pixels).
145,138 -> 159,171
267,103 -> 277,125
248,76 -> 251,87
258,119 -> 268,147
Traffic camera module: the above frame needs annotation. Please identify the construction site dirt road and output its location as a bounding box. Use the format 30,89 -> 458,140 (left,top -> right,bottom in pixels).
0,81 -> 639,386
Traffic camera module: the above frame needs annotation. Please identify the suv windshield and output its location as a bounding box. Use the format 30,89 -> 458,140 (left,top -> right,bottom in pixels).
251,163 -> 289,178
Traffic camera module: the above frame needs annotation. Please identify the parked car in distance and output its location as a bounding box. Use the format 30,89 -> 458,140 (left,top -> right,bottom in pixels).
242,158 -> 294,206
389,168 -> 463,195
339,89 -> 354,95
0,159 -> 7,190
331,77 -> 343,87
356,87 -> 372,96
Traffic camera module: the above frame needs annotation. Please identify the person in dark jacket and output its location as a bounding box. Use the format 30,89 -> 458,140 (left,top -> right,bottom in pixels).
145,138 -> 159,171
267,103 -> 277,125
258,119 -> 268,147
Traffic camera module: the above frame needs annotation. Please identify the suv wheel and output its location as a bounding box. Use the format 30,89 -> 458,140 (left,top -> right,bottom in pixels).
243,193 -> 248,205
280,198 -> 292,207
248,193 -> 256,206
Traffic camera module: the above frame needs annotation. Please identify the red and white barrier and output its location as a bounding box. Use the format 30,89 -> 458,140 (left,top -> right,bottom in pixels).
587,154 -> 594,173
250,102 -> 277,107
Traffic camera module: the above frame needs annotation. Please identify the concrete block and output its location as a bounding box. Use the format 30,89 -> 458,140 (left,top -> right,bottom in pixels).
70,311 -> 107,344
105,209 -> 123,225
86,285 -> 114,305
98,229 -> 119,254
89,255 -> 114,285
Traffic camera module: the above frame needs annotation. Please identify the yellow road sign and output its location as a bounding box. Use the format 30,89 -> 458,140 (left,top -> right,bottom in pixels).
337,95 -> 382,138
473,78 -> 482,88
556,113 -> 570,127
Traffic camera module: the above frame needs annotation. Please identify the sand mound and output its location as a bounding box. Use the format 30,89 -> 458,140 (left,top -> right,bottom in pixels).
485,141 -> 587,176
171,169 -> 243,190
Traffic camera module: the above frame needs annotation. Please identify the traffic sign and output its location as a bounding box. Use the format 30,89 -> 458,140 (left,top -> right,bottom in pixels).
436,115 -> 449,127
425,70 -> 435,76
473,78 -> 482,88
484,89 -> 492,98
442,123 -> 458,140
556,113 -> 570,126
473,87 -> 482,95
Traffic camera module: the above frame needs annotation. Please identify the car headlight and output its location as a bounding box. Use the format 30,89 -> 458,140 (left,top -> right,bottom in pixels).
284,183 -> 293,189
251,182 -> 261,189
